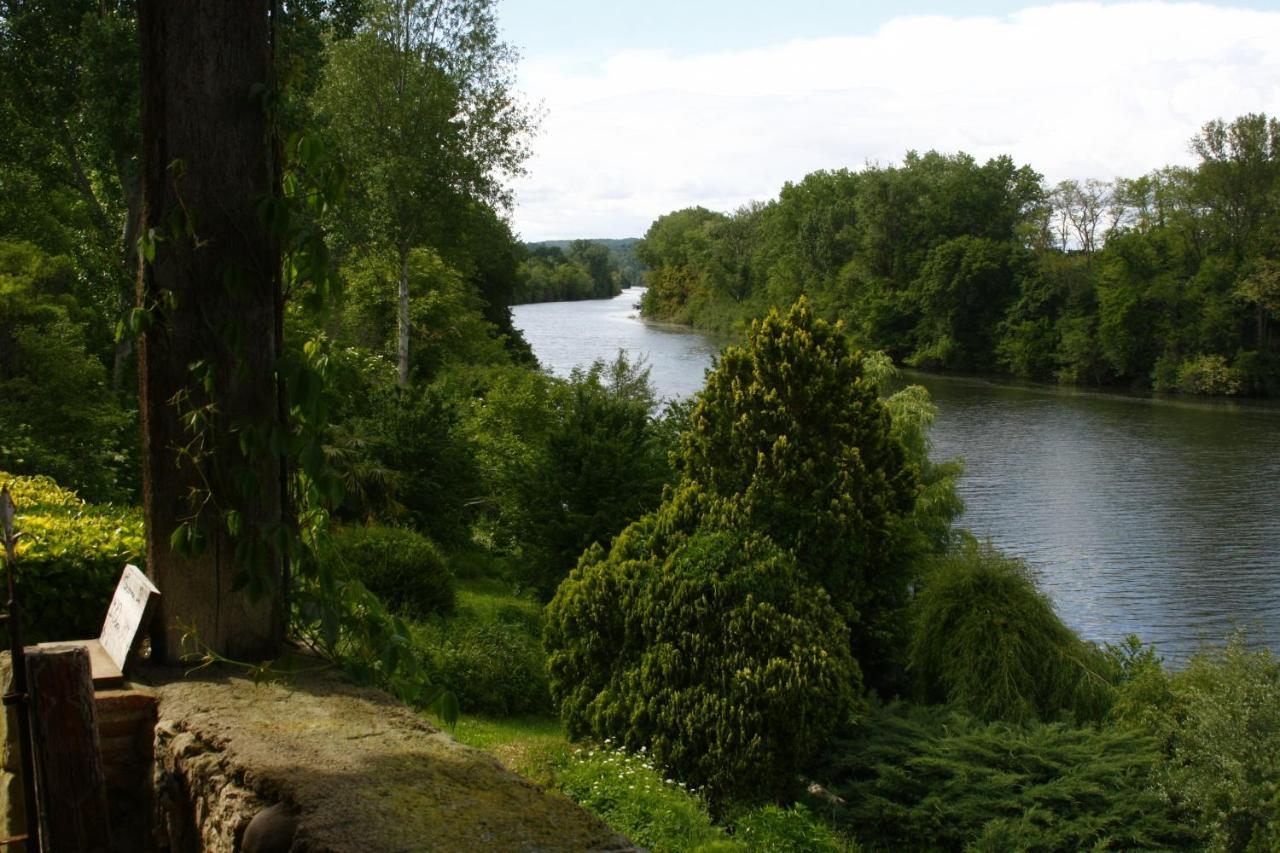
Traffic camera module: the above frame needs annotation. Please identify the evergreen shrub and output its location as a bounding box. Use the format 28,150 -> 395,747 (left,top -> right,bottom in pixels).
808,701 -> 1195,852
910,539 -> 1113,723
323,524 -> 455,618
1,471 -> 143,642
545,514 -> 857,806
679,299 -> 919,631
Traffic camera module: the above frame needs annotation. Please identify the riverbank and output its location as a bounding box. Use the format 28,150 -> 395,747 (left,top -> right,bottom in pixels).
514,293 -> 1280,663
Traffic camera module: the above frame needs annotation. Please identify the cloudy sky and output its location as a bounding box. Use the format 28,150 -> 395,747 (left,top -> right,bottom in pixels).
496,1 -> 1280,241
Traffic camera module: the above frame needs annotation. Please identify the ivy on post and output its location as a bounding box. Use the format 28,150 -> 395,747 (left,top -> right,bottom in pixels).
136,0 -> 284,664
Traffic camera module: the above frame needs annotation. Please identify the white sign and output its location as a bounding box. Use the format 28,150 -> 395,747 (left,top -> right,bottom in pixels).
97,564 -> 160,672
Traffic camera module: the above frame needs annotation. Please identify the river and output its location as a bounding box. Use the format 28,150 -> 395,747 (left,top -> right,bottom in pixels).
513,287 -> 1280,663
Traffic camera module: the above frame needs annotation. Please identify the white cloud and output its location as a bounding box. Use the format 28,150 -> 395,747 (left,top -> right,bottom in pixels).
509,2 -> 1280,241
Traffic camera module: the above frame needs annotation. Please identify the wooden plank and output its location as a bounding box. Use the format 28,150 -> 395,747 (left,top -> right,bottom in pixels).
26,645 -> 110,852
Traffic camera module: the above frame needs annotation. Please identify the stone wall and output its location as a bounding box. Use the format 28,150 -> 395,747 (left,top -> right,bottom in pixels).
3,654 -> 636,852
147,664 -> 636,852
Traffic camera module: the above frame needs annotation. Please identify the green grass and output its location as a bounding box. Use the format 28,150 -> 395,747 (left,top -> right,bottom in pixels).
419,562 -> 855,851
410,576 -> 551,716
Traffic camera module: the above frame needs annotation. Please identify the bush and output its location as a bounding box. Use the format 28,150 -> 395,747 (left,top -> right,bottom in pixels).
730,804 -> 851,852
1,471 -> 143,642
679,299 -> 919,683
358,384 -> 481,546
1174,353 -> 1242,395
322,524 -> 455,618
545,511 -> 858,806
910,539 -> 1114,724
467,355 -> 672,600
413,583 -> 550,716
0,241 -> 138,503
808,701 -> 1195,852
1120,637 -> 1280,851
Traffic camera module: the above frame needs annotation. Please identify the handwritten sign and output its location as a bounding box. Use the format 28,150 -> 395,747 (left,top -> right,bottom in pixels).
97,564 -> 159,673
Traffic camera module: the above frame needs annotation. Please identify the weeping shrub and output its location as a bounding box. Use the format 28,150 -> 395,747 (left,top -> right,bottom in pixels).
910,539 -> 1113,723
322,524 -> 455,618
545,509 -> 858,807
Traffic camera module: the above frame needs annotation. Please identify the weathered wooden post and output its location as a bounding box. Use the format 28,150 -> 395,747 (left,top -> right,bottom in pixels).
25,646 -> 110,852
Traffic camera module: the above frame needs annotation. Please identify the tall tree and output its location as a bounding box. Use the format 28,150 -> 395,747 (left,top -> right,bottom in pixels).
137,0 -> 283,663
316,0 -> 533,386
0,0 -> 141,387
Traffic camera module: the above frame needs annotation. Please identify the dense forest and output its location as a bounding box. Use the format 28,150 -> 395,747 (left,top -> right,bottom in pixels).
2,1 -> 1279,851
638,116 -> 1280,396
513,238 -> 642,303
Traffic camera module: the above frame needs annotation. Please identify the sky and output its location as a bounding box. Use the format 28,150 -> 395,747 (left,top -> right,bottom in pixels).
495,1 -> 1280,241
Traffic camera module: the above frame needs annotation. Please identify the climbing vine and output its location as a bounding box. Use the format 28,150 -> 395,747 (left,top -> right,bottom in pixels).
137,75 -> 457,722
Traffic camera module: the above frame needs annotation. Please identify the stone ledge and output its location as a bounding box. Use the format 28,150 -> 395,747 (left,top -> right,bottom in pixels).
144,662 -> 636,852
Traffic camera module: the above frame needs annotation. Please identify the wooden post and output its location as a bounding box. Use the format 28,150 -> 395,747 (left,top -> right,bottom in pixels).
26,646 -> 110,853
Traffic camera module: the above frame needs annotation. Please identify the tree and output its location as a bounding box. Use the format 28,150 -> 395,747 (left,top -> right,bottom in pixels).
137,0 -> 283,663
679,299 -> 920,676
1191,113 -> 1280,260
0,0 -> 141,387
1051,178 -> 1114,263
315,0 -> 534,386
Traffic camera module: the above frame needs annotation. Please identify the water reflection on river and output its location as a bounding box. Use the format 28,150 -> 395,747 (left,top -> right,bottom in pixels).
513,288 -> 1280,662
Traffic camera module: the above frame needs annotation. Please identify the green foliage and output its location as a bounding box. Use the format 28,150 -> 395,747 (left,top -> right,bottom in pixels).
1172,353 -> 1243,396
357,383 -> 481,545
467,354 -> 672,599
1116,637 -> 1280,851
321,524 -> 455,619
636,115 -> 1280,396
730,804 -> 852,853
516,240 -> 625,303
546,516 -> 858,806
548,740 -> 854,853
0,240 -> 137,502
809,701 -> 1195,852
910,539 -> 1114,724
681,300 -> 919,680
2,470 -> 143,643
412,579 -> 550,716
553,742 -> 726,852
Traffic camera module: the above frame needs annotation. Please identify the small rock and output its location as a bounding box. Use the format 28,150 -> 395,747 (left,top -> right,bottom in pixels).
242,802 -> 297,853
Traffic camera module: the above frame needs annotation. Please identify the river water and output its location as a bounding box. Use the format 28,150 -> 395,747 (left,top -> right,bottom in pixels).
513,288 -> 1280,662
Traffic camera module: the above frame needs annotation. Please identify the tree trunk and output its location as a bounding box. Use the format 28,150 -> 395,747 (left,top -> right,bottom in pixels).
398,242 -> 411,387
137,0 -> 283,664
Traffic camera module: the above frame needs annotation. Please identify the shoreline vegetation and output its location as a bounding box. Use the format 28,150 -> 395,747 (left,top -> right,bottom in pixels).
511,239 -> 644,304
634,114 -> 1280,400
